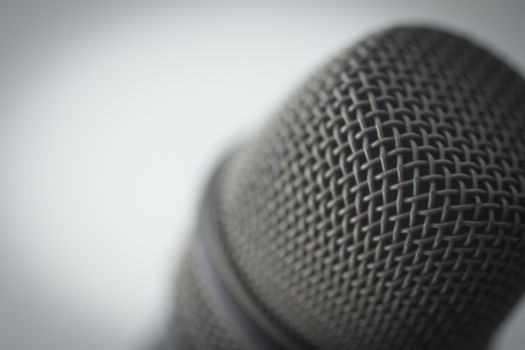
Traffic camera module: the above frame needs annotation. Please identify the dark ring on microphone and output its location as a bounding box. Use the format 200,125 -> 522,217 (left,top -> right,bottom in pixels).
191,155 -> 312,350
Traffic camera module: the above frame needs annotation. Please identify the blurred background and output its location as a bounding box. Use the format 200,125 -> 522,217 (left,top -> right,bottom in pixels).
1,1 -> 525,349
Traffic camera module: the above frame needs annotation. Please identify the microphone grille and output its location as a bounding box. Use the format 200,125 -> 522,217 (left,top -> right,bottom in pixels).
215,26 -> 525,349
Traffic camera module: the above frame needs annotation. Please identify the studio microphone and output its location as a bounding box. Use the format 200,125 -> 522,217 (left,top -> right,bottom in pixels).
170,26 -> 525,350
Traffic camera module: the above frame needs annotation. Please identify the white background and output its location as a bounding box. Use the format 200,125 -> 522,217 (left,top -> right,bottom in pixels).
1,1 -> 525,349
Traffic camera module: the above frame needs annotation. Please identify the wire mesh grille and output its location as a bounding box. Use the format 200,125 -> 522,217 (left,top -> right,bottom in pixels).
215,26 -> 525,349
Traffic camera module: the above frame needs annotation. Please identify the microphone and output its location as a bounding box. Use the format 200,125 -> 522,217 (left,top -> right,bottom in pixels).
171,26 -> 525,350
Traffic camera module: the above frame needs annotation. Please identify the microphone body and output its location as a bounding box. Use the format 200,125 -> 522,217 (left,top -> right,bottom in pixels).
173,26 -> 525,350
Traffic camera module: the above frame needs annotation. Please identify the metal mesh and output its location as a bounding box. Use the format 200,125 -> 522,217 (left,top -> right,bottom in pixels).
175,252 -> 245,350
215,26 -> 525,350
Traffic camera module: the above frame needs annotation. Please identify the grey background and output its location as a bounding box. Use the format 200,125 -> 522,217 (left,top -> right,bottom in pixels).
1,1 -> 525,349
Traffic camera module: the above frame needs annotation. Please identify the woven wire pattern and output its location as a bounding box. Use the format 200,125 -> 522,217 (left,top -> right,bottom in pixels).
217,27 -> 525,349
175,252 -> 245,350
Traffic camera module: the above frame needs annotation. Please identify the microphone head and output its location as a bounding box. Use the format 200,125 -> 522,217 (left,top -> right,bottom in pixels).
175,26 -> 525,350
